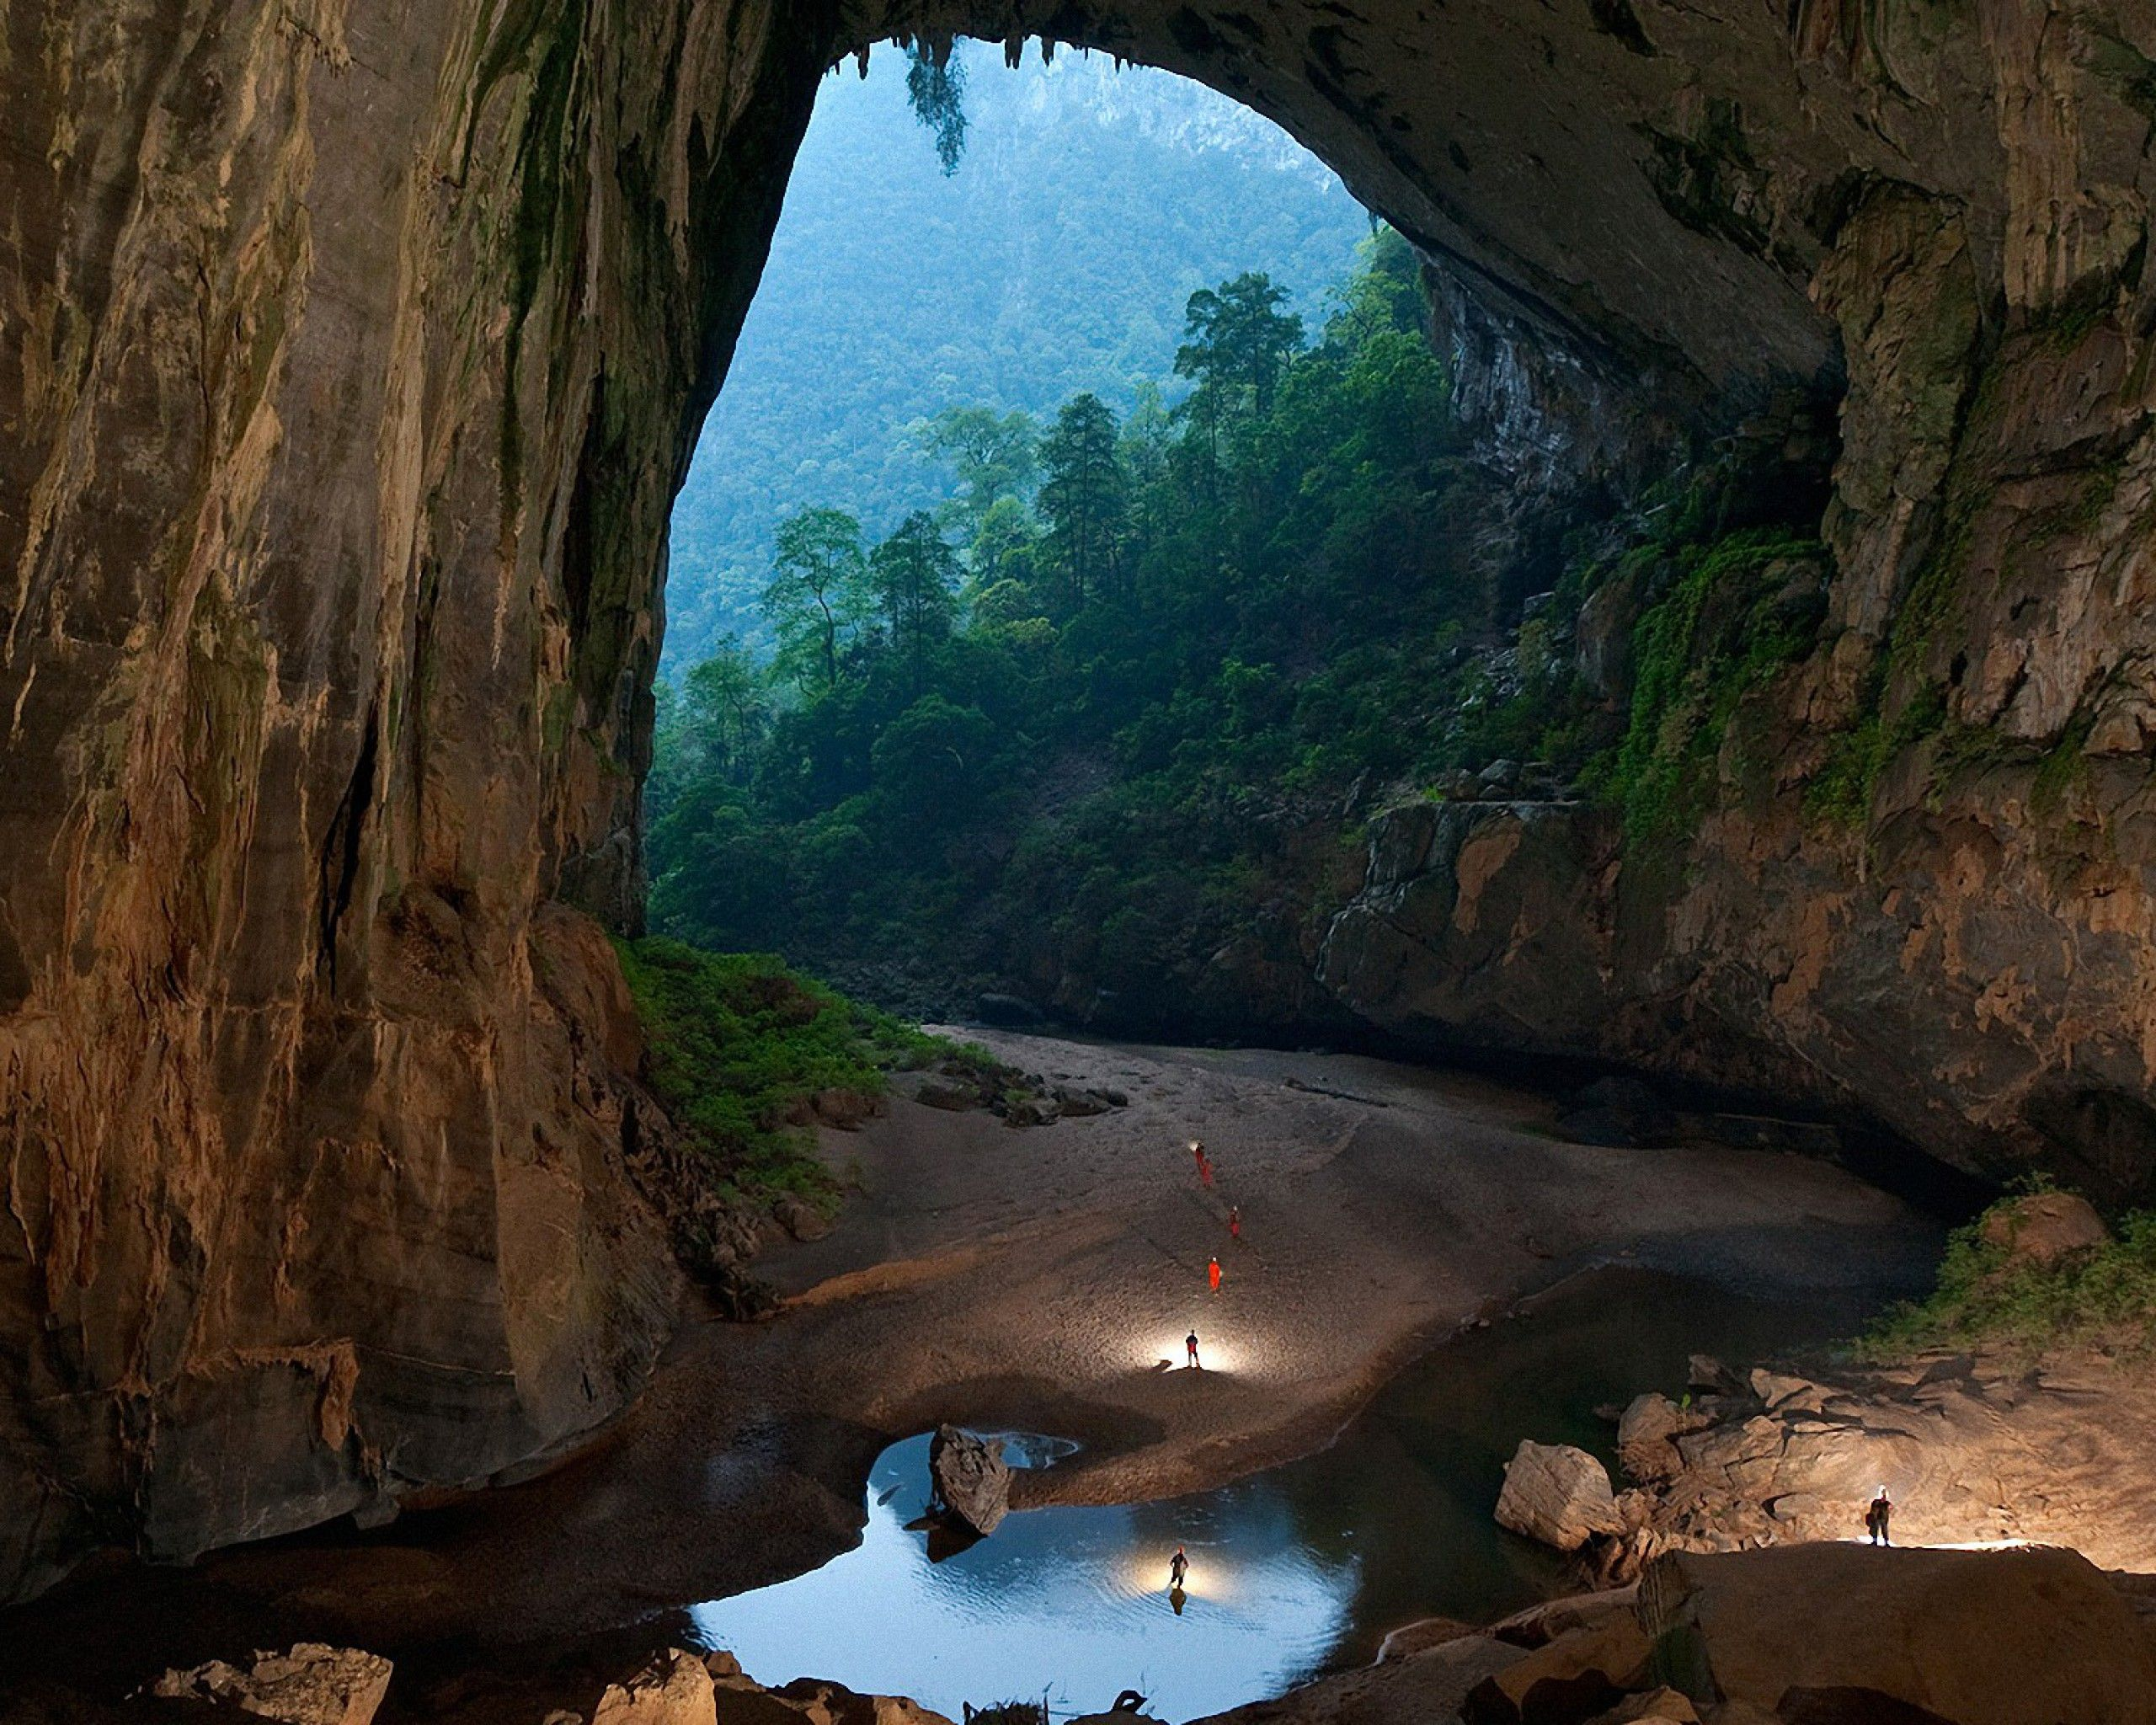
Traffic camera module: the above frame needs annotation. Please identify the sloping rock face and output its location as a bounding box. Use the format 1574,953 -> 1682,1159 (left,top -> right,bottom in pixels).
4,0 -> 2154,1599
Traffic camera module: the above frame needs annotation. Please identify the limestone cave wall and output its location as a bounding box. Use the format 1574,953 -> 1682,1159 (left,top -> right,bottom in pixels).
3,0 -> 2153,1602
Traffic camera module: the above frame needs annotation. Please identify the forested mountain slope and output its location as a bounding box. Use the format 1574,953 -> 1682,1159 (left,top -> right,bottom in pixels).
664,42 -> 1369,671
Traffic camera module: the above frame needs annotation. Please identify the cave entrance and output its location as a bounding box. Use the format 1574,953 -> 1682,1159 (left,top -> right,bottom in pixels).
645,38 -> 1449,1031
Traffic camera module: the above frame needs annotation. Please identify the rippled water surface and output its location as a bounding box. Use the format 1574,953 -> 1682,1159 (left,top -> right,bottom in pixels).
691,1268 -> 1908,1723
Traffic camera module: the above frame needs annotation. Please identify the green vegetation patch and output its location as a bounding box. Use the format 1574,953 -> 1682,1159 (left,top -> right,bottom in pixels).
616,936 -> 947,1202
1601,528 -> 1827,848
1865,1195 -> 2156,1360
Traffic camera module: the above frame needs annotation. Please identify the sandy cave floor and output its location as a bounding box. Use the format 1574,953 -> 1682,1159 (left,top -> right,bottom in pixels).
0,1033 -> 1947,1705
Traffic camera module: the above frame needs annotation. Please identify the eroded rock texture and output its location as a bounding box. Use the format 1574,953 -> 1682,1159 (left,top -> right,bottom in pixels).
0,0 -> 833,1601
3,0 -> 2153,1599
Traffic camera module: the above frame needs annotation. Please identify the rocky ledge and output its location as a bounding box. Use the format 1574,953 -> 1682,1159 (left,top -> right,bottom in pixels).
1206,1542 -> 2156,1725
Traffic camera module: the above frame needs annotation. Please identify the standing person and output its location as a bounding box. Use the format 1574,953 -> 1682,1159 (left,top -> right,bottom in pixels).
1186,1330 -> 1201,1369
1208,1256 -> 1222,1293
1169,1545 -> 1189,1589
1191,1141 -> 1214,1188
1865,1487 -> 1893,1546
1228,1205 -> 1241,1242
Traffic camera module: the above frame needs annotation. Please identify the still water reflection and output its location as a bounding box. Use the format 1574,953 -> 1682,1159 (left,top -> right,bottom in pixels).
691,1269 -> 1901,1723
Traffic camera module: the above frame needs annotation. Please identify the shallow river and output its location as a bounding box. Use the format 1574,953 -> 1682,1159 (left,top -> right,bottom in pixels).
689,1267 -> 1900,1723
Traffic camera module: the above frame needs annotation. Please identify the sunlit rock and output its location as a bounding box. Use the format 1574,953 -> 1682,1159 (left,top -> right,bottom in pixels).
1496,1441 -> 1626,1551
152,1644 -> 392,1725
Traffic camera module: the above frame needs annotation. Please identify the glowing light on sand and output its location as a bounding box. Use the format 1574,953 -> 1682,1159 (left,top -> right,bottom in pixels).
1145,1330 -> 1249,1375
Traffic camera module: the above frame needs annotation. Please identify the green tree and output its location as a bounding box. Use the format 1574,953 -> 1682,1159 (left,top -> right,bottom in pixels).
1175,272 -> 1306,472
867,510 -> 961,689
918,406 -> 1038,531
963,494 -> 1044,598
680,637 -> 771,784
763,507 -> 867,692
1037,393 -> 1128,611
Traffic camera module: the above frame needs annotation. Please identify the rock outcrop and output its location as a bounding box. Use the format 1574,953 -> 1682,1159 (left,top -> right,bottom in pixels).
595,1649 -> 721,1725
929,1423 -> 1011,1536
1208,1546 -> 2156,1725
1496,1442 -> 1628,1553
7,0 -> 2156,1599
152,1644 -> 392,1725
1578,1352 -> 2156,1580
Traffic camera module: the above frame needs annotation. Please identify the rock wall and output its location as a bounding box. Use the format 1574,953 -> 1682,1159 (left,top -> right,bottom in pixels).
0,0 -> 833,1601
4,0 -> 2155,1599
1322,152 -> 2156,1197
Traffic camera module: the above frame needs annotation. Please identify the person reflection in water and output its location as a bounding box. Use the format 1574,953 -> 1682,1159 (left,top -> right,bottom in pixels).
1170,1585 -> 1187,1616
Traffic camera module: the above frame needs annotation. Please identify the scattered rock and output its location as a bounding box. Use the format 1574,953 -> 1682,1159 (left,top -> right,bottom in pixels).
1001,1095 -> 1060,1128
1615,1394 -> 1706,1485
1685,1354 -> 1744,1397
772,1195 -> 832,1243
153,1644 -> 393,1725
1495,1441 -> 1625,1551
912,1078 -> 979,1111
1052,1086 -> 1127,1117
809,1089 -> 881,1130
929,1424 -> 1011,1535
593,1649 -> 717,1725
1978,1190 -> 2111,1267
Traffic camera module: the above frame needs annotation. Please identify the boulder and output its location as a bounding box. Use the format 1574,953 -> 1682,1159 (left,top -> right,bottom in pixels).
1685,1355 -> 1745,1397
772,1195 -> 832,1243
1616,1394 -> 1705,1485
1461,1616 -> 1652,1723
1978,1191 -> 2111,1267
593,1649 -> 718,1725
1496,1442 -> 1625,1551
152,1644 -> 393,1725
929,1424 -> 1011,1535
1635,1544 -> 2156,1723
911,1078 -> 979,1111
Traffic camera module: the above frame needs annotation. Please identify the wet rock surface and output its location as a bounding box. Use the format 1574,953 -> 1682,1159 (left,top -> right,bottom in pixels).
928,1424 -> 1011,1536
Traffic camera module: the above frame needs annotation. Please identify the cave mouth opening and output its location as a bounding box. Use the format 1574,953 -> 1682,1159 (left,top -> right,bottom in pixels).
638,29 -> 1845,1069
643,34 -> 1445,1034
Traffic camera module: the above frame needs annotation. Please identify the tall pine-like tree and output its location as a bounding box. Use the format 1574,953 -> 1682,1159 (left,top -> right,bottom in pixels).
1037,393 -> 1128,611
